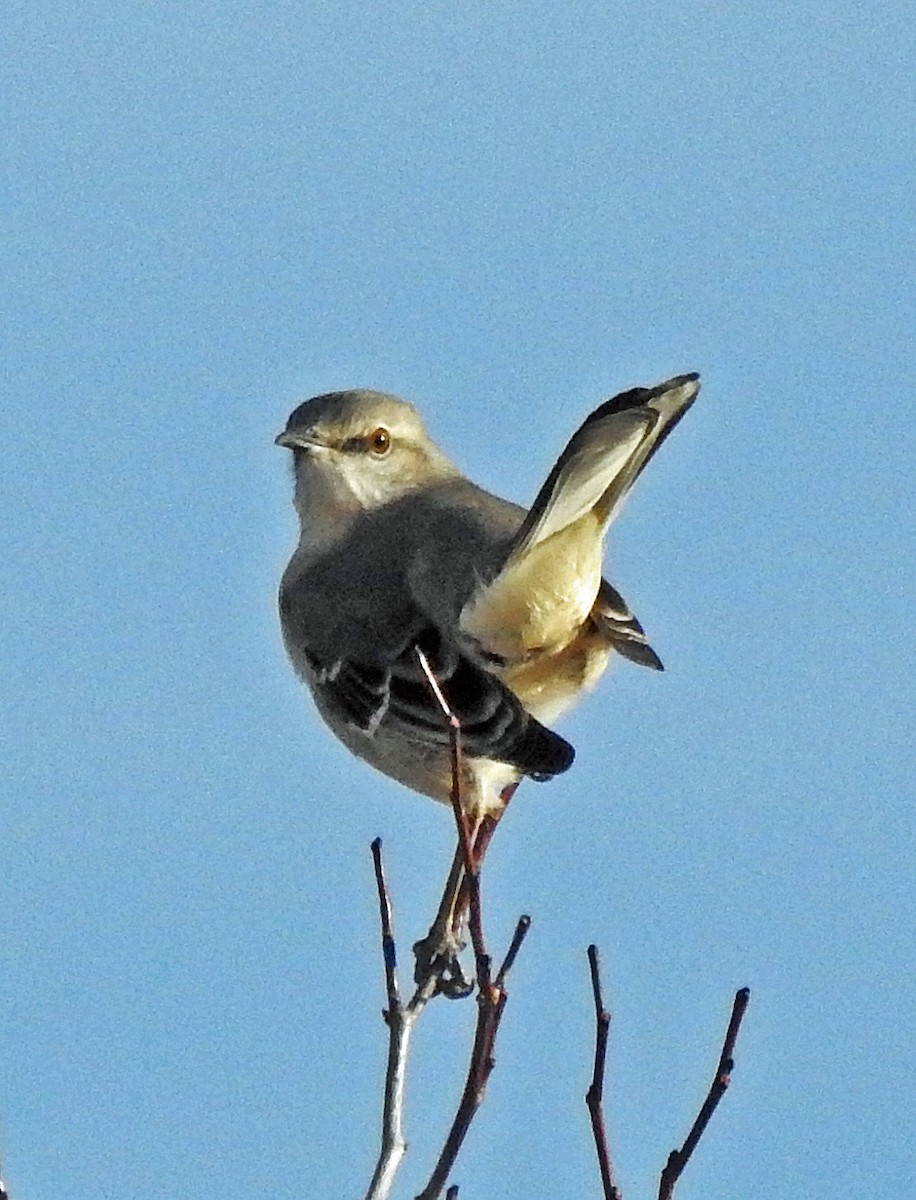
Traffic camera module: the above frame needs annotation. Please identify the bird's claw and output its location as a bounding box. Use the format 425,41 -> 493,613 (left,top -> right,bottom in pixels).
413,930 -> 474,999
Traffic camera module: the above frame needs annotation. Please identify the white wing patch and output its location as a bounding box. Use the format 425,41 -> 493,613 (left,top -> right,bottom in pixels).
521,420 -> 648,551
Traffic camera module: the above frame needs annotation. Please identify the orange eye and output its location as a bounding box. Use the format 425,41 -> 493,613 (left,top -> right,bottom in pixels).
369,427 -> 391,455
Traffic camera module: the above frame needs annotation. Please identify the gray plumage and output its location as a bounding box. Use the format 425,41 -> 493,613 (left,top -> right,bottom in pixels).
277,375 -> 699,814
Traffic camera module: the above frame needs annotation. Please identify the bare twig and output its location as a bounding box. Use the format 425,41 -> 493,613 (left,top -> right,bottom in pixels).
414,646 -> 492,997
494,914 -> 531,988
415,916 -> 532,1200
585,945 -> 622,1200
657,987 -> 751,1200
372,837 -> 399,1014
364,839 -> 443,1200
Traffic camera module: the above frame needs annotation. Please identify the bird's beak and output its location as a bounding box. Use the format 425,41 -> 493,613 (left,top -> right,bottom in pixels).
275,430 -> 323,451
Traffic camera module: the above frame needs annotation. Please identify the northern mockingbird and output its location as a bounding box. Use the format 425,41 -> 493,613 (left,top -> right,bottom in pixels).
277,374 -> 699,819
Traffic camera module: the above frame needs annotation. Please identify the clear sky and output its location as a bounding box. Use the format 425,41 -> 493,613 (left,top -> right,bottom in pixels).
2,3 -> 913,1198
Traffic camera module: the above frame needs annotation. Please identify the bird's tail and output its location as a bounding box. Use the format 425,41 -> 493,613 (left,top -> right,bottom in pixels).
508,373 -> 700,560
459,374 -> 699,665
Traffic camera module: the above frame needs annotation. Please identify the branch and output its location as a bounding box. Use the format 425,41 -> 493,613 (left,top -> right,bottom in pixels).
364,839 -> 442,1200
585,945 -> 622,1200
415,916 -> 532,1200
376,646 -> 531,1198
657,987 -> 751,1200
365,712 -> 532,1199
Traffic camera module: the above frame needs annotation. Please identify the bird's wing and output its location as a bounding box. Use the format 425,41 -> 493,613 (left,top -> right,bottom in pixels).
591,579 -> 664,671
509,373 -> 700,559
459,374 -> 699,661
280,581 -> 573,780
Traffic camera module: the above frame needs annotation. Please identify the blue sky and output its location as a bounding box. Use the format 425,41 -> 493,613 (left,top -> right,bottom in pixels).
2,3 -> 914,1197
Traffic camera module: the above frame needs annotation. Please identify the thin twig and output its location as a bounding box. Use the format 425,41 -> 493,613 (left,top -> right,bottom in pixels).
364,840 -> 443,1200
494,915 -> 531,988
372,838 -> 399,1013
585,945 -> 622,1200
657,987 -> 751,1200
415,918 -> 532,1200
415,646 -> 487,979
445,1187 -> 459,1199
413,649 -> 467,848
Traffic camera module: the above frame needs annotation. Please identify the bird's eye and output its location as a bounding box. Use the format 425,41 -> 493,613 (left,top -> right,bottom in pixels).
369,427 -> 391,455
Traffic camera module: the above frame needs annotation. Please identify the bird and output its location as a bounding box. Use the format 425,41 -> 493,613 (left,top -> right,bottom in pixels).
276,374 -> 699,824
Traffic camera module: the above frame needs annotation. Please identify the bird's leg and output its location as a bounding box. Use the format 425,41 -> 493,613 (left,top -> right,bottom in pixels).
413,645 -> 521,997
413,839 -> 474,997
472,781 -> 518,861
447,781 -> 518,937
412,644 -> 477,996
413,784 -> 519,998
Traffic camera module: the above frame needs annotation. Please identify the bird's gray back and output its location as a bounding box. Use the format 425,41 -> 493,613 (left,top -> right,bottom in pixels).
280,475 -> 525,667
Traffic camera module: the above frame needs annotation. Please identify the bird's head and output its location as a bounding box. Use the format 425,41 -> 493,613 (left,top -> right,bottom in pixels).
276,390 -> 457,526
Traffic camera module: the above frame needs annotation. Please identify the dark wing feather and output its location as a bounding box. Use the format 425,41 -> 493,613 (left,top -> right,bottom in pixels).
306,625 -> 574,780
591,579 -> 664,671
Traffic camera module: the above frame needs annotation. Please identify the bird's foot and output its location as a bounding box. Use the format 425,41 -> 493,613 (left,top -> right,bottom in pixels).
413,926 -> 474,999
